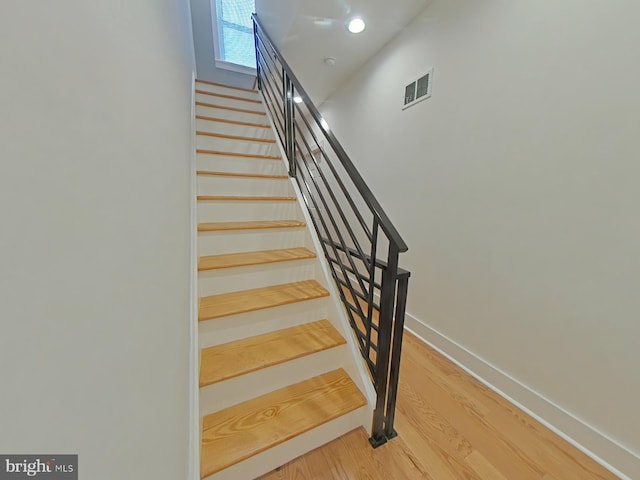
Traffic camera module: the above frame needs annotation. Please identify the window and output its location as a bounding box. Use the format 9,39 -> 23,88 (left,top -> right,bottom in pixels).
212,0 -> 256,74
402,68 -> 434,110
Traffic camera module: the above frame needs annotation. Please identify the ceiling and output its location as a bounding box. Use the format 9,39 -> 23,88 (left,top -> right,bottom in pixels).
255,0 -> 431,104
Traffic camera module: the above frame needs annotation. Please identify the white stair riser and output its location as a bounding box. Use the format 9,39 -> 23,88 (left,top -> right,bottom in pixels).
198,261 -> 316,297
196,92 -> 265,112
196,135 -> 279,157
197,201 -> 300,223
196,104 -> 267,124
196,175 -> 292,197
198,298 -> 329,348
198,228 -> 308,256
196,154 -> 286,176
195,82 -> 260,101
196,119 -> 272,139
199,346 -> 346,416
204,407 -> 370,480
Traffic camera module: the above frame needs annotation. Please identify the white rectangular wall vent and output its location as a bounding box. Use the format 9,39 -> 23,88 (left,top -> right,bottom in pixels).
403,68 -> 434,110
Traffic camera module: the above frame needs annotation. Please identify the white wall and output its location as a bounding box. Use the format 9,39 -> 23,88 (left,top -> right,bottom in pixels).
0,1 -> 195,479
190,0 -> 256,88
321,0 -> 640,477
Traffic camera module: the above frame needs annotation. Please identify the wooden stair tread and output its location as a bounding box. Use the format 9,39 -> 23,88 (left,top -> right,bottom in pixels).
196,170 -> 288,180
198,220 -> 305,232
197,195 -> 296,202
196,101 -> 266,116
200,368 -> 366,477
195,114 -> 270,128
196,78 -> 258,94
199,319 -> 345,387
196,131 -> 275,144
196,149 -> 280,160
198,280 -> 329,321
198,247 -> 316,271
196,89 -> 262,104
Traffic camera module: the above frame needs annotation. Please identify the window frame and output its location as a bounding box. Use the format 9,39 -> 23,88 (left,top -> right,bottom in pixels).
210,0 -> 257,75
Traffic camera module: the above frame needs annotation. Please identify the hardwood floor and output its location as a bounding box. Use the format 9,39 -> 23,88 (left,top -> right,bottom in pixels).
258,331 -> 619,480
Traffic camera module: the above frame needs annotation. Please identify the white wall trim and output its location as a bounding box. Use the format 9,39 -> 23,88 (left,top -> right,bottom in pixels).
214,59 -> 257,76
187,72 -> 200,480
405,313 -> 640,480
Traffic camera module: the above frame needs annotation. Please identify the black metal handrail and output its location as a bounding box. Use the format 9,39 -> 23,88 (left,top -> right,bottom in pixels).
252,13 -> 410,447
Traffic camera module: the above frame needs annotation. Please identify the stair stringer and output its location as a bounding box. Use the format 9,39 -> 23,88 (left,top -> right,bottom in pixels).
188,73 -> 201,480
261,100 -> 378,423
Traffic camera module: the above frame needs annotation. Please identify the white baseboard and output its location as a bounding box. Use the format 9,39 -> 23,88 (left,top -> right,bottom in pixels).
405,313 -> 639,480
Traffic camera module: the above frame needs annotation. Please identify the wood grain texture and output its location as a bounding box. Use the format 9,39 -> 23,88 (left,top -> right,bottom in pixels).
196,78 -> 258,93
196,130 -> 276,143
195,101 -> 266,116
197,220 -> 305,232
196,170 -> 288,180
198,247 -> 316,271
195,89 -> 262,104
198,279 -> 329,321
258,331 -> 621,480
196,148 -> 280,160
200,369 -> 366,478
195,114 -> 270,128
196,195 -> 296,202
199,319 -> 345,387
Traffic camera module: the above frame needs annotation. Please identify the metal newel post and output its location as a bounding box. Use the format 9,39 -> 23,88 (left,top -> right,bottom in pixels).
369,245 -> 400,447
284,74 -> 296,177
252,18 -> 262,91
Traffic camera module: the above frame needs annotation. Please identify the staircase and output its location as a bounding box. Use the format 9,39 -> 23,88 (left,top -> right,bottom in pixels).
194,79 -> 374,480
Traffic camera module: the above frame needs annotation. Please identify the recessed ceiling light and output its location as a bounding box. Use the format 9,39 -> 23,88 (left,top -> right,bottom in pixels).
323,57 -> 336,66
347,18 -> 366,34
293,95 -> 303,104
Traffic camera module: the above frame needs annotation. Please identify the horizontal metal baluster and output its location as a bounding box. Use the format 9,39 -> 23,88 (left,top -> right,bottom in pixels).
292,126 -> 374,312
291,137 -> 371,322
292,120 -> 373,280
259,84 -> 285,148
292,142 -> 371,335
255,35 -> 282,79
258,66 -> 286,140
254,15 -> 408,253
254,15 -> 411,447
293,104 -> 373,244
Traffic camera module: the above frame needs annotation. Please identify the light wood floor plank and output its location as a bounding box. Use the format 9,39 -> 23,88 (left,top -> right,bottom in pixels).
404,354 -> 544,480
465,450 -> 510,480
485,404 -> 614,480
257,331 -> 621,479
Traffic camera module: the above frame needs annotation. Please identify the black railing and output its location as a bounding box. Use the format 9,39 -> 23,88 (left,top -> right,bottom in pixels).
252,14 -> 410,447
